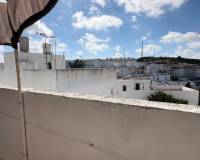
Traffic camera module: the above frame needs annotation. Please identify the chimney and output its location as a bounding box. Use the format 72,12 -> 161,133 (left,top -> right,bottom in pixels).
43,43 -> 52,54
19,37 -> 29,53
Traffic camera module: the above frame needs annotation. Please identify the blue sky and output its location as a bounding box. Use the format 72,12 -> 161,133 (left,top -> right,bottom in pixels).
1,0 -> 200,60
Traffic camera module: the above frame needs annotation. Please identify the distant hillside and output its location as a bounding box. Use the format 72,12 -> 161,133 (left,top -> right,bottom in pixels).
137,56 -> 200,65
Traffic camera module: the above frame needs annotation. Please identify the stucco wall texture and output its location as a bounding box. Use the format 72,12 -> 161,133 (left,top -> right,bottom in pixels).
0,68 -> 116,96
1,87 -> 200,160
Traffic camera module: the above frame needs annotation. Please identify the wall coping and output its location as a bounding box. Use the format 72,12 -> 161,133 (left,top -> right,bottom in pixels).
0,86 -> 200,114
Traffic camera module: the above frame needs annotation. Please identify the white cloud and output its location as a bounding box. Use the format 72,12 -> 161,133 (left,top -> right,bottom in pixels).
28,37 -> 67,55
139,32 -> 152,42
0,46 -> 5,63
187,42 -> 200,49
29,38 -> 43,53
92,0 -> 107,7
76,50 -> 84,56
0,0 -> 7,3
114,52 -> 122,58
135,44 -> 162,57
115,0 -> 186,18
25,20 -> 53,36
174,46 -> 200,59
24,21 -> 55,53
160,32 -> 200,58
141,36 -> 147,41
78,33 -> 109,54
161,32 -> 200,44
89,5 -> 101,15
72,11 -> 123,30
114,45 -> 123,58
57,43 -> 68,53
131,15 -> 137,22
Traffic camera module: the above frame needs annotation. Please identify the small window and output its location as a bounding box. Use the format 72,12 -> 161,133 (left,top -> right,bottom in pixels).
47,62 -> 52,70
123,85 -> 127,91
135,83 -> 140,90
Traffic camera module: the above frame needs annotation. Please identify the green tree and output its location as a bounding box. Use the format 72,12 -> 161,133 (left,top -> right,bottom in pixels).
185,82 -> 192,88
69,59 -> 85,68
148,91 -> 188,104
170,75 -> 178,81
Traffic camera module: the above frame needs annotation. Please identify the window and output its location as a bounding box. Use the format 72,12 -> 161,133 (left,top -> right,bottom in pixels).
135,83 -> 140,90
123,85 -> 127,91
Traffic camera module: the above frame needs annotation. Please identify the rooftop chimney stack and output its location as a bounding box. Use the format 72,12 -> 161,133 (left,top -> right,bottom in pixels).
19,37 -> 29,53
43,43 -> 52,54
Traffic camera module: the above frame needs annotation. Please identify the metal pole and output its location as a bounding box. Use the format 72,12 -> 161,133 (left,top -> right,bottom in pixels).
54,37 -> 57,70
62,51 -> 65,68
141,40 -> 144,58
45,35 -> 47,66
14,47 -> 29,160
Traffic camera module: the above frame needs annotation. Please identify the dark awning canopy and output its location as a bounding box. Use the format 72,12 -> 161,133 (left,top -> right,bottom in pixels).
0,0 -> 58,48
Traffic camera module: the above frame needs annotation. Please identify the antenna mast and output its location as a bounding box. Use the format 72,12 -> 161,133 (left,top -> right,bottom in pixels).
141,40 -> 144,57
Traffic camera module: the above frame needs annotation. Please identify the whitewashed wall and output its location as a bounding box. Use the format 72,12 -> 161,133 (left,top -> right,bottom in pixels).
0,67 -> 116,96
56,69 -> 116,96
114,89 -> 199,106
4,52 -> 65,70
1,88 -> 200,160
0,70 -> 57,91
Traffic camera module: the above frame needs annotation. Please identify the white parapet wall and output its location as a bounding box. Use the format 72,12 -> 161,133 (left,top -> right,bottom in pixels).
0,52 -> 116,96
56,68 -> 116,96
114,80 -> 199,106
114,89 -> 199,106
1,87 -> 200,160
0,67 -> 116,96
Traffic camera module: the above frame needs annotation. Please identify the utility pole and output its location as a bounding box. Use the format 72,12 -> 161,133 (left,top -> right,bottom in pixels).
124,47 -> 126,59
54,37 -> 57,70
141,40 -> 144,58
123,47 -> 126,67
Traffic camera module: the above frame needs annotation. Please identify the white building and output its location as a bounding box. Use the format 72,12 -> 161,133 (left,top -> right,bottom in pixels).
80,58 -> 139,69
113,79 -> 199,106
0,52 -> 117,96
0,52 -> 199,106
4,51 -> 66,71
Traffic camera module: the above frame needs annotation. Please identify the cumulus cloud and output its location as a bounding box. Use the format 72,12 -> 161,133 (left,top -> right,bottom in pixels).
187,42 -> 200,49
131,15 -> 137,22
25,20 -> 53,36
160,31 -> 200,58
115,0 -> 186,18
57,43 -> 68,53
29,39 -> 43,53
0,0 -> 7,3
0,46 -> 5,63
28,37 -> 68,54
92,0 -> 107,7
89,5 -> 99,14
174,45 -> 200,58
76,50 -> 84,56
135,44 -> 162,57
78,33 -> 109,54
114,46 -> 123,58
72,11 -> 123,30
158,32 -> 200,59
161,32 -> 200,44
20,19 -> 68,55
